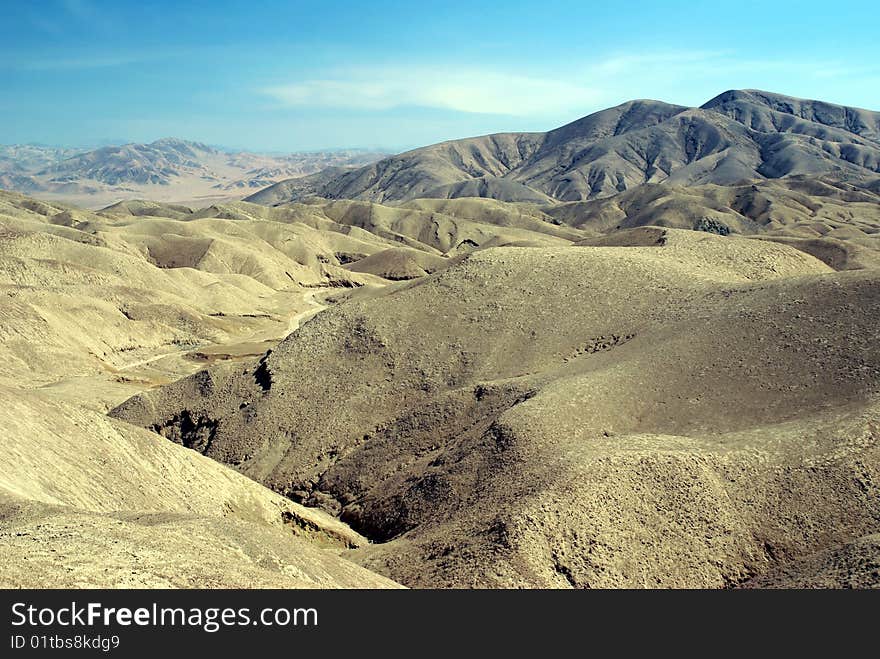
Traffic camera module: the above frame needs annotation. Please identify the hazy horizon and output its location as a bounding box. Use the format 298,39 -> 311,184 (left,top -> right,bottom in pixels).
0,136 -> 396,154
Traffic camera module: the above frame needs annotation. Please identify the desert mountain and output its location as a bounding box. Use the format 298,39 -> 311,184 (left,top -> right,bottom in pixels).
247,90 -> 880,205
112,227 -> 880,587
43,137 -> 224,186
0,193 -> 447,587
0,385 -> 399,587
0,187 -> 606,587
0,144 -> 86,192
3,89 -> 880,590
0,139 -> 385,209
546,175 -> 880,270
0,189 -> 421,587
0,144 -> 85,173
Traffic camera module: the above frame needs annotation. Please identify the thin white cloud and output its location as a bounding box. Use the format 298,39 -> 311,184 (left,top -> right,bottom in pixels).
591,50 -> 732,76
263,70 -> 602,117
2,45 -> 197,72
257,52 -> 766,117
60,0 -> 91,18
257,51 -> 880,119
26,13 -> 63,36
810,64 -> 880,79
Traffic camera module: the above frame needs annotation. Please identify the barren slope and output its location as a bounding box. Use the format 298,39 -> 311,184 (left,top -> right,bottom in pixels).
546,176 -> 880,270
4,167 -> 879,589
112,229 -> 880,587
0,191 -> 390,406
0,189 -> 406,588
247,90 -> 880,205
0,187 -> 594,588
0,386 -> 397,588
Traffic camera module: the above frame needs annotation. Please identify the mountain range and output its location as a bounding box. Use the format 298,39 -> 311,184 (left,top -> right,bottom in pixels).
2,89 -> 880,589
246,90 -> 880,205
0,138 -> 386,209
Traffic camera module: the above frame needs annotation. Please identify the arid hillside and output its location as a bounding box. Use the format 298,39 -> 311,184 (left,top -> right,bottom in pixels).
0,188 -> 601,588
3,96 -> 880,588
113,227 -> 880,587
248,90 -> 880,205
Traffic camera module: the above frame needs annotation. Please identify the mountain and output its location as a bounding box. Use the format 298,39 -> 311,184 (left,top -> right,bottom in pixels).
545,175 -> 880,270
41,137 -> 221,185
246,90 -> 880,205
0,144 -> 85,171
4,160 -> 880,587
0,189 -> 424,586
112,227 -> 880,587
703,89 -> 880,142
0,186 -> 608,587
4,89 -> 880,590
0,139 -> 386,209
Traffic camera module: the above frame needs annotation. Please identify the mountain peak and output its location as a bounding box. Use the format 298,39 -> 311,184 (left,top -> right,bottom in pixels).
702,89 -> 880,142
247,90 -> 880,206
149,137 -> 216,153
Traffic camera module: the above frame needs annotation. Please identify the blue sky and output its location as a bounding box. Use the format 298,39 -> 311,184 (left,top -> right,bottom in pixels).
2,0 -> 879,152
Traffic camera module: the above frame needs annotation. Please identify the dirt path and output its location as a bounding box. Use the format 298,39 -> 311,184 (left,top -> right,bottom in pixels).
285,289 -> 328,334
117,289 -> 329,373
116,348 -> 189,371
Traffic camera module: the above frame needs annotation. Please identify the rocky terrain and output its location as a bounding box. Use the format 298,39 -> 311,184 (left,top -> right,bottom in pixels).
0,188 -> 591,587
113,228 -> 880,587
248,90 -> 880,205
2,90 -> 879,589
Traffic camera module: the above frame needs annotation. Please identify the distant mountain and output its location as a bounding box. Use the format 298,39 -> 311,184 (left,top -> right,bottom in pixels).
0,144 -> 86,172
219,151 -> 386,191
41,137 -> 221,186
247,90 -> 880,205
0,138 -> 387,208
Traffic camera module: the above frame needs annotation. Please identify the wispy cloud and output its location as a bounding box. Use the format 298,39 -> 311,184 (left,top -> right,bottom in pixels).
26,13 -> 64,36
260,51 -> 878,118
257,52 -> 732,117
60,0 -> 92,18
809,64 -> 880,79
1,43 -> 197,72
590,51 -> 732,76
262,69 -> 602,117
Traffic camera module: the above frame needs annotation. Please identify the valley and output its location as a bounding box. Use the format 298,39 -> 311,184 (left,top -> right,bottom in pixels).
2,90 -> 879,589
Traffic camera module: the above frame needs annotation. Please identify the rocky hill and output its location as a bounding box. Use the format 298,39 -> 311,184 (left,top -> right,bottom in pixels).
247,90 -> 880,205
0,139 -> 385,209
